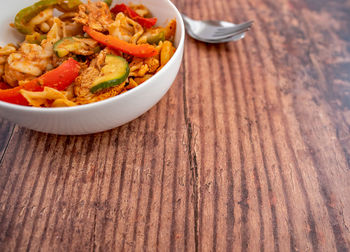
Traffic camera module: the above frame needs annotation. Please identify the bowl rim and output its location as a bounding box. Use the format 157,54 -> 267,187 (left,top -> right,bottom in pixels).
0,0 -> 185,114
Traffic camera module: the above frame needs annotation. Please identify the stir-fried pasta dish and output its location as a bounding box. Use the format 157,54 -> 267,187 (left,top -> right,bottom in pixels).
0,0 -> 176,107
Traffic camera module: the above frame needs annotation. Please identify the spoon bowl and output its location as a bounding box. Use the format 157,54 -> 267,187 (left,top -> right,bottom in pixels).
182,14 -> 253,43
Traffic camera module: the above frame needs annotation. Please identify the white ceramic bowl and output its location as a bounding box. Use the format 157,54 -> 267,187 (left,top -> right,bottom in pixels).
0,0 -> 184,135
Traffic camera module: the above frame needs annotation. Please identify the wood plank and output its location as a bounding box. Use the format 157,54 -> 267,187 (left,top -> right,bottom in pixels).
182,0 -> 350,251
0,0 -> 350,250
0,72 -> 195,251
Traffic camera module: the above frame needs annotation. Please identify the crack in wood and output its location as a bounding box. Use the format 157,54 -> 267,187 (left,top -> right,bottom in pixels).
0,122 -> 15,167
182,55 -> 199,252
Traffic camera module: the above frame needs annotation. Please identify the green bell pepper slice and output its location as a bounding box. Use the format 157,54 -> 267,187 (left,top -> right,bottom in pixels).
104,0 -> 113,7
147,31 -> 165,45
56,0 -> 82,12
14,0 -> 59,35
14,0 -> 82,35
25,32 -> 47,44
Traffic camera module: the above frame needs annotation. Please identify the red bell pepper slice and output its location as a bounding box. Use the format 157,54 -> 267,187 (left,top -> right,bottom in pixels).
38,58 -> 81,90
111,3 -> 157,28
0,82 -> 41,105
0,58 -> 80,106
83,26 -> 158,58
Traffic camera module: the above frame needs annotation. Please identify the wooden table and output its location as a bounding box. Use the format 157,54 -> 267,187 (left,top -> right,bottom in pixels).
1,0 -> 350,251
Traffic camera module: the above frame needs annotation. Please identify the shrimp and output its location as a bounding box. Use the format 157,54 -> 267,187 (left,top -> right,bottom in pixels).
3,18 -> 64,86
0,45 -> 17,83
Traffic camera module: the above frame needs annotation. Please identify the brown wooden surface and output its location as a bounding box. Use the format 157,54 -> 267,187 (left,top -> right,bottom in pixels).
1,0 -> 350,251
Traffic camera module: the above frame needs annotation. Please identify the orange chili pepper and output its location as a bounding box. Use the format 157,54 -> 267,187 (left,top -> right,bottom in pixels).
83,26 -> 158,58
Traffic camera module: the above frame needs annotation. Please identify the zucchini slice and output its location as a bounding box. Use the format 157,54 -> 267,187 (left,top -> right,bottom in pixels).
54,37 -> 79,57
90,55 -> 130,94
53,37 -> 99,57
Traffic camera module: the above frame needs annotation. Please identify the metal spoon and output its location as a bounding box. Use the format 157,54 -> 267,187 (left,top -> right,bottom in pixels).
181,14 -> 253,43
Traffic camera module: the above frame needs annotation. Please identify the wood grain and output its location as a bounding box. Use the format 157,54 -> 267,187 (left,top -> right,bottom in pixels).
1,0 -> 350,251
